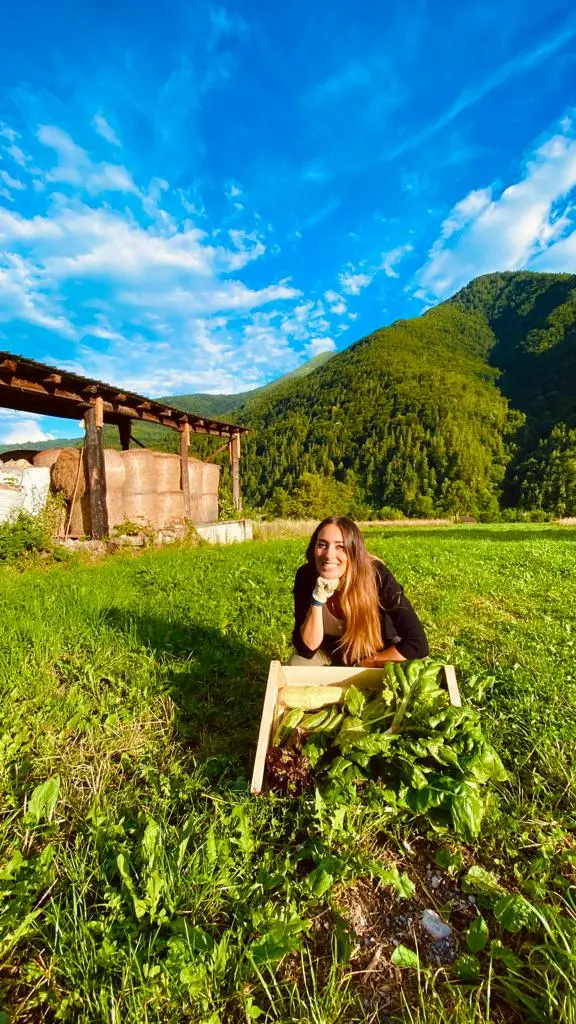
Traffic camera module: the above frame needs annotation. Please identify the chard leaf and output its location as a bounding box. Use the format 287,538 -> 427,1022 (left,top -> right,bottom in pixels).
405,786 -> 447,814
344,685 -> 365,718
450,782 -> 485,840
397,758 -> 429,790
335,717 -> 366,746
493,894 -> 539,933
362,693 -> 395,725
463,744 -> 508,784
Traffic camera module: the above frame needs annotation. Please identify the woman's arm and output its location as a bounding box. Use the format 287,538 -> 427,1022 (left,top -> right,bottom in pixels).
374,562 -> 429,661
292,565 -> 324,657
357,645 -> 406,667
299,603 -> 325,652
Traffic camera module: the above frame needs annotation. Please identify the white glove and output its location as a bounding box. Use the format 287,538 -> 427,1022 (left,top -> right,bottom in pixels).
312,576 -> 340,604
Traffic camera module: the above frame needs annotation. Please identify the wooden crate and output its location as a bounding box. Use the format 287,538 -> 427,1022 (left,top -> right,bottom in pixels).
250,662 -> 461,795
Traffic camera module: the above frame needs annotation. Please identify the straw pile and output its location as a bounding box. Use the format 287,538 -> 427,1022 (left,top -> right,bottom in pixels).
51,448 -> 87,499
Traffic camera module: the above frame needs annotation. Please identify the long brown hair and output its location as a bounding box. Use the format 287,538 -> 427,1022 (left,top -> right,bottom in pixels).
306,516 -> 383,665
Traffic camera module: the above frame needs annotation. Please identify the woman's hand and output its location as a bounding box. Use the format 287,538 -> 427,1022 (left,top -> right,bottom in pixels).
357,645 -> 406,667
312,576 -> 340,605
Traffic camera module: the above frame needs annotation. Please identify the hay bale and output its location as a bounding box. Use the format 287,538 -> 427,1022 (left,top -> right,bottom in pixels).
155,491 -> 185,527
33,449 -> 62,470
104,450 -> 125,491
52,448 -> 87,499
121,450 -> 157,495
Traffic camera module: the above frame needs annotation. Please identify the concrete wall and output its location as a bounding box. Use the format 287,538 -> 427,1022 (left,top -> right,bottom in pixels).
195,519 -> 253,545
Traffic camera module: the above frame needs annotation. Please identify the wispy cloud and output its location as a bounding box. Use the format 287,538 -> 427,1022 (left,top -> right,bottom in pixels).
92,113 -> 121,147
380,244 -> 413,278
386,20 -> 576,162
414,120 -> 576,302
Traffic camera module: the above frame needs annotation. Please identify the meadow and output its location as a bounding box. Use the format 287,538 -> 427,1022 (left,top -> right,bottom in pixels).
1,524 -> 575,1023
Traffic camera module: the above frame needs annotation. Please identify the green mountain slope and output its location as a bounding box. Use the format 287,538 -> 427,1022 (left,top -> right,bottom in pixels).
162,351 -> 335,419
448,272 -> 576,512
233,303 -> 516,517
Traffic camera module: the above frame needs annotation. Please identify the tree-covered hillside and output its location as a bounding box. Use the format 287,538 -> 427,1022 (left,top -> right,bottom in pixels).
232,304 -> 519,517
7,272 -> 575,518
449,272 -> 576,514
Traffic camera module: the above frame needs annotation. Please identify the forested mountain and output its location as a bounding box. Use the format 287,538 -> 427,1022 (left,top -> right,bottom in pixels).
164,350 -> 335,418
448,272 -> 576,514
5,272 -> 575,517
221,270 -> 576,517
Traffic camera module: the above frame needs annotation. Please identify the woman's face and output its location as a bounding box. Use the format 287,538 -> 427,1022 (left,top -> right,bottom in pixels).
314,523 -> 348,580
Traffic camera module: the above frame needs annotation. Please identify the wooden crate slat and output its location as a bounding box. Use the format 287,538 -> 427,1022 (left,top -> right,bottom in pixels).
442,664 -> 461,707
250,660 -> 284,794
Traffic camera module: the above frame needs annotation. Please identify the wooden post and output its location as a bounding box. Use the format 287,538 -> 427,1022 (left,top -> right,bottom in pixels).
180,423 -> 191,519
231,431 -> 242,514
118,419 -> 131,451
84,405 -> 109,539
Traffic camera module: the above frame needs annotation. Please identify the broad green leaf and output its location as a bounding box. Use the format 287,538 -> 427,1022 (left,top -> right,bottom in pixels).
249,921 -> 307,965
26,775 -> 61,824
391,944 -> 421,968
405,786 -> 447,814
452,953 -> 481,982
466,915 -> 489,953
464,743 -> 508,784
307,866 -> 333,897
450,783 -> 485,840
461,865 -> 506,900
494,894 -> 539,933
344,685 -> 365,718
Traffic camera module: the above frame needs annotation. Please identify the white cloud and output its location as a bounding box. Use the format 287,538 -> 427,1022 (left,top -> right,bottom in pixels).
380,243 -> 413,277
38,125 -> 139,196
0,119 -> 356,399
0,170 -> 26,191
1,417 -> 55,444
92,113 -> 121,147
306,336 -> 336,356
338,268 -> 373,295
323,289 -> 348,315
414,124 -> 576,302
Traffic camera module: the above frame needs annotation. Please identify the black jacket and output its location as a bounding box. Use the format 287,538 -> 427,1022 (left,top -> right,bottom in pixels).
292,560 -> 429,663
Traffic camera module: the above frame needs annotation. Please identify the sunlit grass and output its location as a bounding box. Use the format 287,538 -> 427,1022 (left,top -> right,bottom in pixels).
1,524 -> 575,1021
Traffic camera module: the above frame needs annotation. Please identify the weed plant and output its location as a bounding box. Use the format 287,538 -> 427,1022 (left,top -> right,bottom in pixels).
0,524 -> 575,1022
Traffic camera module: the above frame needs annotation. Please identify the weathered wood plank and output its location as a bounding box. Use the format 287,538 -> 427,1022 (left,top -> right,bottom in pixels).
180,425 -> 191,519
84,406 -> 109,539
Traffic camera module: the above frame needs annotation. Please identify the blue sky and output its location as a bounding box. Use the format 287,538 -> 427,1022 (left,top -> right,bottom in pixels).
0,0 -> 575,443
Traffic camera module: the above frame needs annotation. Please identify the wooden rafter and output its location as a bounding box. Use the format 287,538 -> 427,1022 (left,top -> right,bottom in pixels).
0,350 -> 248,440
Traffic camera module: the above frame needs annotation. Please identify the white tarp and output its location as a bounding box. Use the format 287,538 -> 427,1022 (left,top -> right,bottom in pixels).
0,466 -> 51,524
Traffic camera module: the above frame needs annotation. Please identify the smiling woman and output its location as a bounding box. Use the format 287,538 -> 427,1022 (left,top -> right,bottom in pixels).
290,516 -> 429,667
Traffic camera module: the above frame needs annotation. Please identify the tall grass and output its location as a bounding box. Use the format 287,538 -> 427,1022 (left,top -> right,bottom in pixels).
1,524 -> 575,1022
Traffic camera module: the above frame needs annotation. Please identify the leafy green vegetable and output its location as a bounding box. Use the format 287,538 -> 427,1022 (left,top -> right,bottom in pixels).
466,915 -> 489,953
391,944 -> 421,969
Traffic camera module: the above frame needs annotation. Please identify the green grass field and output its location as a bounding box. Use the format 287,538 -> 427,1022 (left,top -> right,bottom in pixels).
1,524 -> 575,1023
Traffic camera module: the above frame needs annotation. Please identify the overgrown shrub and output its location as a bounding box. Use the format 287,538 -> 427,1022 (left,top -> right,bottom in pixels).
0,511 -> 51,562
